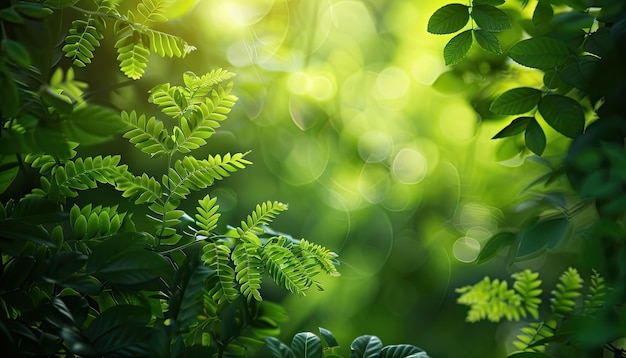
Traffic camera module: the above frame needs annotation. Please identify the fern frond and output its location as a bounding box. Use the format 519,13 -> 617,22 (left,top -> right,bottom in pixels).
298,239 -> 340,277
512,270 -> 542,320
456,277 -> 523,322
147,201 -> 184,242
24,154 -> 60,174
183,69 -> 235,91
115,171 -> 163,205
513,319 -> 556,352
202,241 -> 239,304
144,28 -> 194,58
550,267 -> 583,317
115,33 -> 150,80
583,269 -> 609,313
69,204 -> 128,240
54,155 -> 125,199
136,0 -> 169,24
167,153 -> 251,200
236,201 -> 288,243
233,242 -> 264,302
195,195 -> 220,235
62,5 -> 107,67
148,84 -> 188,119
121,110 -> 172,157
262,241 -> 311,296
49,67 -> 87,104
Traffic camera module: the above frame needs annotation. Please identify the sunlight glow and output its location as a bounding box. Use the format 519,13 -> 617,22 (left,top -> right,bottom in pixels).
392,148 -> 428,184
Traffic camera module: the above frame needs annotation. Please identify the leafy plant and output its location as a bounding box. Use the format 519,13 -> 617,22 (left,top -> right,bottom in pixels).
457,268 -> 623,356
0,2 -> 339,356
265,327 -> 430,358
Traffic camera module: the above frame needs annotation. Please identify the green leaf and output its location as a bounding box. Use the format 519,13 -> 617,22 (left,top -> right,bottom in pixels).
473,29 -> 501,54
492,117 -> 532,139
516,217 -> 569,260
350,335 -> 383,358
381,344 -> 428,358
62,105 -> 124,145
319,327 -> 339,348
537,94 -> 585,138
476,232 -> 516,263
14,3 -> 53,18
265,337 -> 296,358
525,118 -> 546,156
2,39 -> 31,68
427,4 -> 470,35
490,87 -> 542,115
474,0 -> 505,4
84,305 -> 152,355
444,30 -> 473,66
177,264 -> 213,329
559,55 -> 599,91
532,0 -> 553,28
508,37 -> 570,69
508,352 -> 552,358
0,73 -> 20,118
291,332 -> 322,358
471,5 -> 511,32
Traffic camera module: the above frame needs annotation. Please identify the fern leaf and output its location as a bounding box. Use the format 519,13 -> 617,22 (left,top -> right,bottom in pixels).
583,269 -> 608,313
233,242 -> 264,302
550,267 -> 583,317
263,241 -> 311,296
24,154 -> 60,174
148,84 -> 188,119
236,201 -> 288,244
121,110 -> 172,157
115,171 -> 163,205
512,270 -> 542,320
62,7 -> 106,67
298,239 -> 340,278
115,33 -> 150,80
513,319 -> 556,352
49,67 -> 87,104
183,69 -> 235,91
144,28 -> 194,58
147,201 -> 184,243
456,277 -> 523,322
195,195 -> 220,235
167,153 -> 251,200
54,155 -> 125,199
69,204 -> 128,240
202,241 -> 239,304
136,0 -> 169,24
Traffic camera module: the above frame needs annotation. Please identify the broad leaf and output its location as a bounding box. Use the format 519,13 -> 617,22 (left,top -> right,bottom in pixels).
473,0 -> 505,5
427,4 -> 469,35
492,117 -> 532,139
508,37 -> 570,69
508,352 -> 552,358
291,332 -> 322,358
444,30 -> 473,66
476,232 -> 516,264
532,0 -> 553,28
490,87 -> 542,115
62,105 -> 124,145
474,29 -> 501,54
537,94 -> 585,138
350,335 -> 383,358
471,5 -> 511,32
516,217 -> 569,260
381,344 -> 427,358
265,337 -> 296,358
2,39 -> 31,68
559,55 -> 599,91
525,118 -> 546,156
319,327 -> 339,347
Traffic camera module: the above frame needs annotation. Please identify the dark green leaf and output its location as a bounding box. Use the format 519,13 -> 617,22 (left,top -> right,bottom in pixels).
89,250 -> 169,285
508,353 -> 552,358
559,55 -> 599,91
537,94 -> 585,138
12,197 -> 66,224
473,29 -> 502,54
490,88 -> 542,115
0,220 -> 53,247
350,335 -> 383,358
508,37 -> 570,69
525,118 -> 546,156
41,86 -> 74,115
84,305 -> 151,354
44,0 -> 80,7
0,256 -> 36,290
492,117 -> 532,139
265,337 -> 296,358
0,8 -> 25,23
62,106 -> 124,145
471,5 -> 511,32
473,0 -> 505,5
583,27 -> 613,57
319,327 -> 339,348
381,344 -> 427,358
516,217 -> 569,260
2,39 -> 31,68
58,275 -> 101,295
291,332 -> 322,358
176,264 -> 213,329
41,252 -> 87,281
427,4 -> 470,35
14,3 -> 54,18
0,156 -> 19,195
0,74 -> 20,118
476,232 -> 516,263
444,30 -> 473,66
532,0 -> 553,28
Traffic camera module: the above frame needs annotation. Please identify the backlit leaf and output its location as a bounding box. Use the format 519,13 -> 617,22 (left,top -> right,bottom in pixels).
537,94 -> 585,138
444,30 -> 473,66
476,232 -> 516,263
508,37 -> 570,69
525,118 -> 546,156
471,5 -> 511,32
492,117 -> 532,139
474,29 -> 502,54
490,87 -> 542,115
427,4 -> 470,35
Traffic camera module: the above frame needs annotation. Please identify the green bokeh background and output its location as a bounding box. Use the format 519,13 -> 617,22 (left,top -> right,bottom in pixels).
73,1 -> 585,356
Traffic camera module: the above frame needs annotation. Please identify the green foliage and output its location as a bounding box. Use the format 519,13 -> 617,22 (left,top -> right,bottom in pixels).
457,268 -> 615,356
265,327 -> 430,358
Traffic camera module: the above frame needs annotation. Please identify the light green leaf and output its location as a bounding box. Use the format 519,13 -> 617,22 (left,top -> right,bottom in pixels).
537,94 -> 585,138
490,87 -> 542,115
508,37 -> 570,69
473,29 -> 501,54
444,30 -> 473,66
525,118 -> 546,156
471,5 -> 511,32
427,4 -> 470,35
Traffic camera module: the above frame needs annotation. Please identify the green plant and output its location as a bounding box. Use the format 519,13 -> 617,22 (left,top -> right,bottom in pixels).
1,2 -> 339,357
456,268 -> 625,356
265,327 -> 430,358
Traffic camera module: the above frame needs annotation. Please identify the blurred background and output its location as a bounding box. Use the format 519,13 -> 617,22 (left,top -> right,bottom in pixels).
74,0 -> 581,356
